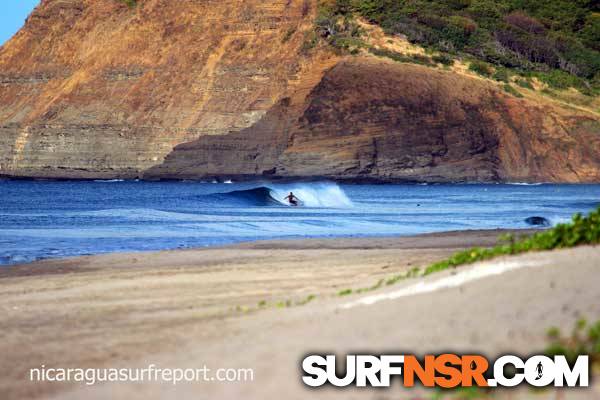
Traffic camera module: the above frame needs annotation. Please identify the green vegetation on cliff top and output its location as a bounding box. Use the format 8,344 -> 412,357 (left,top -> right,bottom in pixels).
318,0 -> 600,94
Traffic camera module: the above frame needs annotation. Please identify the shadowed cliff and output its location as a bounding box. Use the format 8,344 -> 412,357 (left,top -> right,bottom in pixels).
145,58 -> 600,183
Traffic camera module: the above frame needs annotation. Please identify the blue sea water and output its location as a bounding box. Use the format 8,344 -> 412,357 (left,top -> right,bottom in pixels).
1,180 -> 599,265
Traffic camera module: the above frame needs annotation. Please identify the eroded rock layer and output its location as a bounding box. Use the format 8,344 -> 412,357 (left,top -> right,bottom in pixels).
0,0 -> 335,178
147,58 -> 600,183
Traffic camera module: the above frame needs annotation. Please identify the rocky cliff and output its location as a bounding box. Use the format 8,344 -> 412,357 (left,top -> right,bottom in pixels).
146,57 -> 600,182
0,0 -> 337,179
1,0 -> 599,182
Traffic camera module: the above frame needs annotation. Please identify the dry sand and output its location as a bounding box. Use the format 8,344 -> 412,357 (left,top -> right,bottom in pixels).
1,229 -> 598,400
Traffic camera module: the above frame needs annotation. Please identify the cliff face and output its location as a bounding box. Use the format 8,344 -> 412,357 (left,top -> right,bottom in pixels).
1,0 -> 600,182
147,58 -> 600,183
0,0 -> 336,178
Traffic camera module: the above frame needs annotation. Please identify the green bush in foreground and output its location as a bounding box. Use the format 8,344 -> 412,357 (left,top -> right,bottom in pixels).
432,318 -> 600,399
424,206 -> 600,276
339,207 -> 600,297
545,318 -> 600,367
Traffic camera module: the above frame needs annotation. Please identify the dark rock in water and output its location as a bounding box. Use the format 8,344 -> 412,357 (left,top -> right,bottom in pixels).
525,217 -> 551,227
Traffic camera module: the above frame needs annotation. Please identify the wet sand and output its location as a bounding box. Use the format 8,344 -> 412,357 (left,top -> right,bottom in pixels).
1,229 -> 598,399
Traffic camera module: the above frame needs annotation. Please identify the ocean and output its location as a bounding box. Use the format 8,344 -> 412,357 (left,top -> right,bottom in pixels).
1,180 -> 599,265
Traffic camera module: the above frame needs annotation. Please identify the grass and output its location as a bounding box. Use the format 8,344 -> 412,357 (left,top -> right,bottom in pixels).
468,60 -> 494,77
503,83 -> 524,98
424,206 -> 600,276
545,318 -> 600,366
534,70 -> 598,96
282,27 -> 296,43
240,294 -> 318,313
432,54 -> 455,67
300,31 -> 319,54
368,47 -> 434,66
515,78 -> 534,90
337,206 -> 600,297
276,300 -> 293,308
120,0 -> 137,8
492,68 -> 510,83
296,294 -> 317,306
430,317 -> 600,399
250,207 -> 600,308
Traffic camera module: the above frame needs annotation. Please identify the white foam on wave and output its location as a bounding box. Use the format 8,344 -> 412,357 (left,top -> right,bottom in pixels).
268,183 -> 353,208
548,215 -> 573,226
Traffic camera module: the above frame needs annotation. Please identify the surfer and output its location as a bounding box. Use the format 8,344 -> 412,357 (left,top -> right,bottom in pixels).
284,192 -> 299,206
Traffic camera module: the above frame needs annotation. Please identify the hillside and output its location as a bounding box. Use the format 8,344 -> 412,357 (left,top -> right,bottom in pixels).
325,0 -> 600,91
1,0 -> 600,182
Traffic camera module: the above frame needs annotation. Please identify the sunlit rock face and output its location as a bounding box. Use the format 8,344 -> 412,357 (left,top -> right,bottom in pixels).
0,0 -> 336,179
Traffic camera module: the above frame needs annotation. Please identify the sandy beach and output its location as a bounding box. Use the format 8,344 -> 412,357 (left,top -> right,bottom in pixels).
1,229 -> 599,400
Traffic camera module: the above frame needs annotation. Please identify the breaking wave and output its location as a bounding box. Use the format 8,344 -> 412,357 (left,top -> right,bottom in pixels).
211,183 -> 353,208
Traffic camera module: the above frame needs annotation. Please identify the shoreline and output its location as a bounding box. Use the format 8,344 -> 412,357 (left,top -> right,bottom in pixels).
1,228 -> 539,276
0,174 -> 582,185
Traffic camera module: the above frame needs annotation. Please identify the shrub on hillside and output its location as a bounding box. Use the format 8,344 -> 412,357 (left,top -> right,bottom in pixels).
536,69 -> 586,90
504,11 -> 545,34
492,68 -> 510,82
515,78 -> 534,89
580,14 -> 600,51
503,83 -> 523,97
120,0 -> 136,8
469,60 -> 493,77
432,54 -> 454,66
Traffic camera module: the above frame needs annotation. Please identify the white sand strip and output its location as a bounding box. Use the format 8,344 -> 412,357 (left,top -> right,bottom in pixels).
341,259 -> 548,309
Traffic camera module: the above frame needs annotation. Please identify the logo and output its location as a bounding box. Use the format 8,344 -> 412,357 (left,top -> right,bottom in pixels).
536,361 -> 544,380
301,354 -> 589,389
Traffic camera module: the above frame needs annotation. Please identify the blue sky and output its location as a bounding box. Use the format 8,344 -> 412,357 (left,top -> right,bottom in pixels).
0,1 -> 40,45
